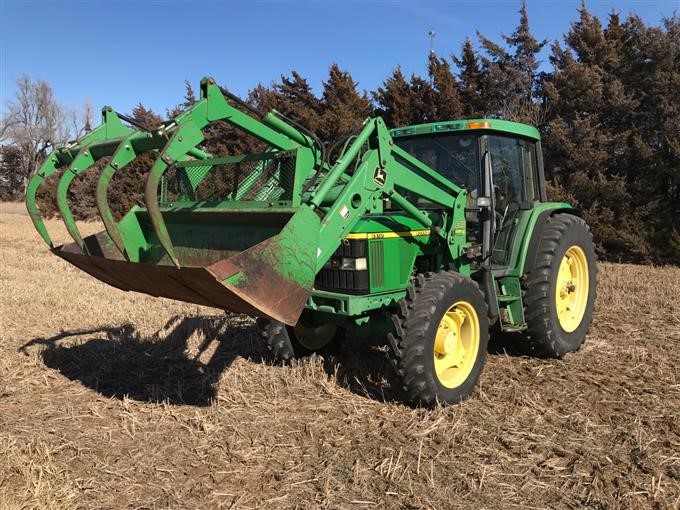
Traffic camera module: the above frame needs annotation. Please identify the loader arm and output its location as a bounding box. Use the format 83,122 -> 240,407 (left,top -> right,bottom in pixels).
188,117 -> 468,324
307,117 -> 468,271
139,77 -> 323,268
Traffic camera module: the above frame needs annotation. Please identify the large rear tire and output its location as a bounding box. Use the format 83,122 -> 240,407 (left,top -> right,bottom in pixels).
521,214 -> 597,358
388,272 -> 489,406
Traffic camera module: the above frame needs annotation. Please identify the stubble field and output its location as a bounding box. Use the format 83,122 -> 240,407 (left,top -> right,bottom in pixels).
0,203 -> 679,509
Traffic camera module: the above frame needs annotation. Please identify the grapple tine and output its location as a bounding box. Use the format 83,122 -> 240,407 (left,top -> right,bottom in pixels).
96,131 -> 154,259
144,121 -> 205,269
56,144 -> 98,252
25,148 -> 74,247
56,135 -> 133,251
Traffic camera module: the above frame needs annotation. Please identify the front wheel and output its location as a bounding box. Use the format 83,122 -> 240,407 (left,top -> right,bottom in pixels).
389,272 -> 489,406
261,318 -> 344,362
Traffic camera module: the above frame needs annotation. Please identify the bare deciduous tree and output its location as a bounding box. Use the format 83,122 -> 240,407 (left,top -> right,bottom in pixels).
0,75 -> 72,193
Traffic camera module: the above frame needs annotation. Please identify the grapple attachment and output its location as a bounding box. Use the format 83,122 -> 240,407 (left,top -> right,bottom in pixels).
26,78 -> 323,325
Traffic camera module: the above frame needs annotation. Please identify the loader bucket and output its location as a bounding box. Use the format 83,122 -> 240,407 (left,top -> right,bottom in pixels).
52,204 -> 321,325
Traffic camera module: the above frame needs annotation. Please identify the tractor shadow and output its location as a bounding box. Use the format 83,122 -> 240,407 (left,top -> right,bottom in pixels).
19,315 -> 407,406
487,325 -> 538,357
20,314 -> 265,406
324,330 -> 529,405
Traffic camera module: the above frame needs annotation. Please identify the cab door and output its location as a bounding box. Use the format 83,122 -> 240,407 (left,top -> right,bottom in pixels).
483,135 -> 537,267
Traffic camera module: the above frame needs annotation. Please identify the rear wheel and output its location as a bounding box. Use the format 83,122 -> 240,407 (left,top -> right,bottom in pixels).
261,318 -> 344,362
388,272 -> 489,406
521,214 -> 597,358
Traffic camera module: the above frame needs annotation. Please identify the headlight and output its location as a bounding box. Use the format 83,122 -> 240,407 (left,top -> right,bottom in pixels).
340,257 -> 367,270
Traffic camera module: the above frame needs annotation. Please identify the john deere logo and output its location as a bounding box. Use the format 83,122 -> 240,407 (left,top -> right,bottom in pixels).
374,167 -> 387,187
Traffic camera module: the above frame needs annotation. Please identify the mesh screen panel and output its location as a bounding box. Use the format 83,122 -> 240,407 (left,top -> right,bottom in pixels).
160,152 -> 296,205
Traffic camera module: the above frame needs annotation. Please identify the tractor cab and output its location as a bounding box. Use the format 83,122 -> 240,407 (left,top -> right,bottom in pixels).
392,119 -> 546,268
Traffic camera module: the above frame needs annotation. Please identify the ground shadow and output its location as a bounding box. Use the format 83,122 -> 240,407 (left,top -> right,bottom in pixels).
20,315 -> 265,406
317,335 -> 406,405
322,329 -> 529,406
19,314 -> 407,406
487,324 -> 532,357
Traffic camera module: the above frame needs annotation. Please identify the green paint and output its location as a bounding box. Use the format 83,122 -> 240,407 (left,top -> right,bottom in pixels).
497,276 -> 526,328
224,272 -> 248,287
25,107 -> 130,247
509,202 -> 573,276
391,118 -> 541,141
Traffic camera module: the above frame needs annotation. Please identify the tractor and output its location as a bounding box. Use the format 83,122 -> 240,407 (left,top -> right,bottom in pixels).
26,77 -> 597,405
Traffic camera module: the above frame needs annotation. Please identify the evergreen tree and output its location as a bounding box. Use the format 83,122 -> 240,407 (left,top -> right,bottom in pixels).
618,14 -> 680,262
373,67 -> 433,127
131,103 -> 163,130
408,75 -> 436,125
250,71 -> 322,134
454,38 -> 484,117
507,0 -> 547,103
167,80 -> 197,118
565,2 -> 618,70
541,5 -> 679,262
427,53 -> 463,121
318,63 -> 372,144
477,0 -> 546,123
276,72 -> 321,131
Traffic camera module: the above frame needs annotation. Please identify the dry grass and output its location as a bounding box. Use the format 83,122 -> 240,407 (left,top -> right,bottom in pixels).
0,205 -> 679,509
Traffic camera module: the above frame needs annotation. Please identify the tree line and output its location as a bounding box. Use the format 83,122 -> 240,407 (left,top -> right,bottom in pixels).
1,2 -> 678,264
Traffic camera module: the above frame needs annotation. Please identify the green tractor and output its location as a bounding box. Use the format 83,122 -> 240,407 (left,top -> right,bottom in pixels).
26,78 -> 597,405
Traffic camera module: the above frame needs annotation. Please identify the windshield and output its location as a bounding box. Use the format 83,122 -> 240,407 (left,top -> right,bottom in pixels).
395,133 -> 480,191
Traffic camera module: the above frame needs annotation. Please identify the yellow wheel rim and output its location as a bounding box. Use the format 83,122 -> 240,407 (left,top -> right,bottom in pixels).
293,323 -> 337,351
433,301 -> 480,389
555,245 -> 589,333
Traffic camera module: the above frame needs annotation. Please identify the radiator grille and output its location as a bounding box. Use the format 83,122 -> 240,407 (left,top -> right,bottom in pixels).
369,240 -> 384,288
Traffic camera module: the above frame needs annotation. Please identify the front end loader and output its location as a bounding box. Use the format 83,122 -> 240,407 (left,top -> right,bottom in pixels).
26,77 -> 597,405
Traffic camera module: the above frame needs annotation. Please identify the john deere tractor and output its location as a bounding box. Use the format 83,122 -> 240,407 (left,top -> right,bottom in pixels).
26,77 -> 597,405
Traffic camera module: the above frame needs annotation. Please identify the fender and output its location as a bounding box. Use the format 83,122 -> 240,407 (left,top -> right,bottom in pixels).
522,206 -> 581,276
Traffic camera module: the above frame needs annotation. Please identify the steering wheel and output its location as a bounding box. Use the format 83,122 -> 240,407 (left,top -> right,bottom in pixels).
494,198 -> 521,233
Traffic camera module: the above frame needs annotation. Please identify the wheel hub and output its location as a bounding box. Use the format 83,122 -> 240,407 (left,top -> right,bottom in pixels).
433,302 -> 480,389
293,323 -> 337,351
555,245 -> 589,333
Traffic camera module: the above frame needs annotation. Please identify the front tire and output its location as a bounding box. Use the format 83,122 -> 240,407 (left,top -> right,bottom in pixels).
389,272 -> 489,406
521,214 -> 597,358
261,318 -> 344,362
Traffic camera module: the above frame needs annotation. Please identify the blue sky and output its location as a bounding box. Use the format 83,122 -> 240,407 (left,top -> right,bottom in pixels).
1,0 -> 676,118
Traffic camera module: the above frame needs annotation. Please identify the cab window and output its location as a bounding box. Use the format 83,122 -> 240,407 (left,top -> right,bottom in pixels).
522,141 -> 539,202
395,133 -> 480,191
487,135 -> 526,266
488,135 -> 524,212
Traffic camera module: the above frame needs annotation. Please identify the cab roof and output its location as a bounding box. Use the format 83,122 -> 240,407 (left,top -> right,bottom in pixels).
390,118 -> 541,141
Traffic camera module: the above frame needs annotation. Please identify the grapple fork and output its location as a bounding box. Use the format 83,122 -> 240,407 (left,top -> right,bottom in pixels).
27,77 -> 327,325
25,107 -> 130,248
